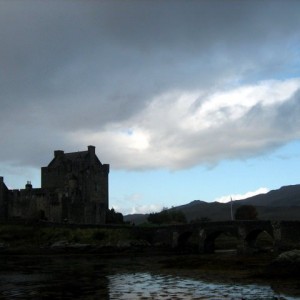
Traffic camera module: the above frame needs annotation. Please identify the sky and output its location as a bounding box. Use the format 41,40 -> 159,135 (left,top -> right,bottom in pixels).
1,0 -> 300,215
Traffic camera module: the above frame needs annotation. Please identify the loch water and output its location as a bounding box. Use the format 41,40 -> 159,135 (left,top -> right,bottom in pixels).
0,255 -> 299,300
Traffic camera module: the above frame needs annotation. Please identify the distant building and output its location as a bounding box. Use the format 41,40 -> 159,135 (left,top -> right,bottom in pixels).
0,146 -> 109,224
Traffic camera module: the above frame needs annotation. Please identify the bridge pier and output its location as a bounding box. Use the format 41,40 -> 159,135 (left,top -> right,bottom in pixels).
236,239 -> 256,254
273,221 -> 300,251
172,231 -> 179,248
235,226 -> 255,254
271,221 -> 282,252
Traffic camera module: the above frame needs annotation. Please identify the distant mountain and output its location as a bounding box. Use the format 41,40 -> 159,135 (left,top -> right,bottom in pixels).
168,200 -> 229,221
124,184 -> 300,224
238,184 -> 300,207
124,213 -> 149,224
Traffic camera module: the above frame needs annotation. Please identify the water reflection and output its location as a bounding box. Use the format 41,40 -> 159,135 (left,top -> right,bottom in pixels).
108,272 -> 295,300
0,256 -> 298,300
0,256 -> 109,299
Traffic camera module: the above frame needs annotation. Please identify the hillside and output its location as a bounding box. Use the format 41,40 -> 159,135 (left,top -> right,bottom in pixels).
238,184 -> 300,207
124,184 -> 300,224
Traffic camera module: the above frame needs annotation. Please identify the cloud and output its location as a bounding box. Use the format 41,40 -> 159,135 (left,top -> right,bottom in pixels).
110,193 -> 163,215
130,204 -> 163,215
73,78 -> 300,169
1,1 -> 300,173
216,187 -> 270,203
110,192 -> 147,215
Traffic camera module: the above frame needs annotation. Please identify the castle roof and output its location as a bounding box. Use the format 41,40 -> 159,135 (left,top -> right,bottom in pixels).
64,150 -> 89,161
47,146 -> 102,168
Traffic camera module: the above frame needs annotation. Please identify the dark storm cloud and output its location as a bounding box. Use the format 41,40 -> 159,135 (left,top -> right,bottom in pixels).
1,0 -> 300,169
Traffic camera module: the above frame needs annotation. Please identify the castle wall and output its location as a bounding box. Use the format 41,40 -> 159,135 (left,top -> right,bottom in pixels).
8,188 -> 46,221
0,177 -> 8,221
41,167 -> 66,189
47,192 -> 64,223
7,188 -> 67,223
83,164 -> 109,205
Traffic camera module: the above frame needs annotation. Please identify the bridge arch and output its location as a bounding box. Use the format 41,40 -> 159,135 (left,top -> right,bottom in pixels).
245,228 -> 274,250
177,230 -> 199,251
203,230 -> 239,253
178,231 -> 193,245
203,230 -> 222,253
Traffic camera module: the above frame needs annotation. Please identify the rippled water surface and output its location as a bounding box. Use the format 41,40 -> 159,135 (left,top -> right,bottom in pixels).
0,256 -> 299,300
109,272 -> 292,300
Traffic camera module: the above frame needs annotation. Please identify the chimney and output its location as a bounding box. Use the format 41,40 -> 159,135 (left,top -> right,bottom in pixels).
88,145 -> 95,163
54,150 -> 64,158
25,181 -> 32,190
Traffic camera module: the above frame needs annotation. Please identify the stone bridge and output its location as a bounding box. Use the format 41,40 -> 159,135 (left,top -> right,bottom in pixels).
134,221 -> 300,253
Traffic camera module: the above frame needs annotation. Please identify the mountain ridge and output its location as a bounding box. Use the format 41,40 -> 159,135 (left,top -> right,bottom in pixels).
124,184 -> 300,224
238,184 -> 300,207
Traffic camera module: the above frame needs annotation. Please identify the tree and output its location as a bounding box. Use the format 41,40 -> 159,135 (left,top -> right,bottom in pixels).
147,209 -> 187,225
106,208 -> 124,224
234,205 -> 258,220
169,209 -> 187,224
147,210 -> 170,224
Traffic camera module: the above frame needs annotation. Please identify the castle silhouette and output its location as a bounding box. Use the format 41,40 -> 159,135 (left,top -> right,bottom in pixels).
0,146 -> 109,224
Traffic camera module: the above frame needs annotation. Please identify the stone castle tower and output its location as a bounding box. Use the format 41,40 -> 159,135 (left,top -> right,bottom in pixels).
0,146 -> 109,224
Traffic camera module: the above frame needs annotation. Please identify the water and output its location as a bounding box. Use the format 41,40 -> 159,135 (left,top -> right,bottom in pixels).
108,272 -> 293,300
0,255 -> 298,300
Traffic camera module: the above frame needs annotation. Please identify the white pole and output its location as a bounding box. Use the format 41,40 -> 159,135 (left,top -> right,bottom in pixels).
230,197 -> 233,220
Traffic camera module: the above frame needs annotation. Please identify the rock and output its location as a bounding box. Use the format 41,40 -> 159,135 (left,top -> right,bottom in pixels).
116,240 -> 131,249
274,249 -> 300,263
0,242 -> 8,249
50,240 -> 92,251
266,249 -> 300,278
68,243 -> 92,250
131,239 -> 150,247
50,240 -> 69,249
48,239 -> 152,253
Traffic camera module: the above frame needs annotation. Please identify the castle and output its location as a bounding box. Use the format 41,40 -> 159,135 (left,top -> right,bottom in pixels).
0,146 -> 109,224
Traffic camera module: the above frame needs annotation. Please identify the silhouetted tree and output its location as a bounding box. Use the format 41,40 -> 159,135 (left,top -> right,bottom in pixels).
147,209 -> 186,224
169,209 -> 187,223
106,208 -> 124,224
234,205 -> 258,220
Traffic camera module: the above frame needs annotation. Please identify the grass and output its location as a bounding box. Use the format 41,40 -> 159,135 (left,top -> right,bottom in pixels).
0,224 -> 133,252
